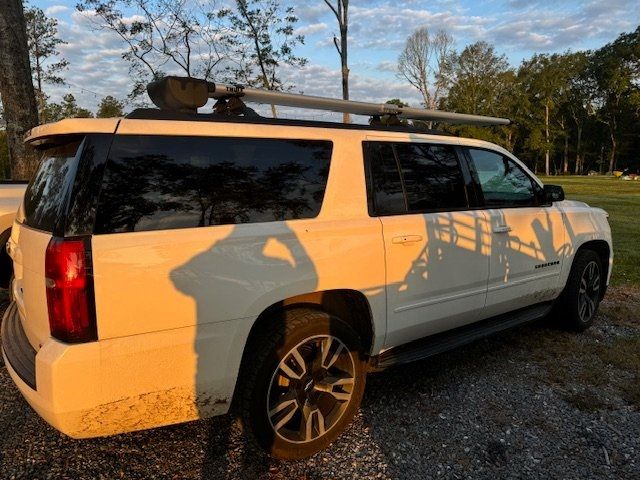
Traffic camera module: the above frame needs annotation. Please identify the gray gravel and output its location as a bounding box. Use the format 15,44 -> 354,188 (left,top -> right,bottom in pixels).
1,291 -> 639,480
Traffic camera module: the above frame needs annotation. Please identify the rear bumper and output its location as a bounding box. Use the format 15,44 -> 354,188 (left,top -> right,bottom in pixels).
1,302 -> 36,389
2,303 -> 68,435
2,301 -> 252,438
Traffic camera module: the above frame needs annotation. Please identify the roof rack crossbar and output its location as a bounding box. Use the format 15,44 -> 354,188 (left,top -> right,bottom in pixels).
147,76 -> 510,126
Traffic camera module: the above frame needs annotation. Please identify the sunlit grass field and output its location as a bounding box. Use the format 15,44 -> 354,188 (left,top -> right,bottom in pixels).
540,176 -> 640,286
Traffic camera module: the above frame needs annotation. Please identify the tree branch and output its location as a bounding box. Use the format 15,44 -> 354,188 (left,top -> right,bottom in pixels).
323,0 -> 340,22
333,35 -> 341,56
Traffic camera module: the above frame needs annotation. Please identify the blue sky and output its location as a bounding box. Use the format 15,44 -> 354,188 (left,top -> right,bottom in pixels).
31,0 -> 640,116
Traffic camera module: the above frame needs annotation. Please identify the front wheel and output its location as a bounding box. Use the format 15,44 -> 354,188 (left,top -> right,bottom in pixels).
557,249 -> 603,332
238,308 -> 367,460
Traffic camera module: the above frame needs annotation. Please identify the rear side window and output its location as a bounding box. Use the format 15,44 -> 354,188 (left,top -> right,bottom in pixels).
364,141 -> 468,216
22,138 -> 84,233
365,142 -> 407,215
466,148 -> 537,207
94,136 -> 332,233
394,143 -> 468,212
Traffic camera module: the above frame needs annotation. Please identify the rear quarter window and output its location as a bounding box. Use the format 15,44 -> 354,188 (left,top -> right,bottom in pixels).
22,139 -> 84,233
94,135 -> 333,234
364,141 -> 468,216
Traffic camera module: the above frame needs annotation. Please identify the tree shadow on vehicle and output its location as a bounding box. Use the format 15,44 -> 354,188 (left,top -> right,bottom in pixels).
168,155 -> 573,477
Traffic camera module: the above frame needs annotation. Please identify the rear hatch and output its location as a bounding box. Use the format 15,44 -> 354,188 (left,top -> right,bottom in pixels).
9,138 -> 86,351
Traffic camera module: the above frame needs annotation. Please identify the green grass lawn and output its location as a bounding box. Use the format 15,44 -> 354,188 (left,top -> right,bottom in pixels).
540,176 -> 640,286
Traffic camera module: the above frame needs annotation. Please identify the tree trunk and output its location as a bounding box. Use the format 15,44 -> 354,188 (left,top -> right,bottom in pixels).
340,23 -> 349,124
574,125 -> 582,174
339,1 -> 349,124
609,129 -> 616,173
544,102 -> 550,176
0,0 -> 39,180
563,133 -> 569,174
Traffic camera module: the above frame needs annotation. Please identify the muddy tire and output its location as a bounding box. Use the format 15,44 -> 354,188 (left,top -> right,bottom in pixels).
556,249 -> 603,332
238,308 -> 367,460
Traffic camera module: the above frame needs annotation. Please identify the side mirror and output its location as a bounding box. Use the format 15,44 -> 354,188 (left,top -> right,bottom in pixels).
543,184 -> 565,204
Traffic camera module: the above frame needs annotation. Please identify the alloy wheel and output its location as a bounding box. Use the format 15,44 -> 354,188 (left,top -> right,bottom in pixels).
267,335 -> 356,444
578,260 -> 600,323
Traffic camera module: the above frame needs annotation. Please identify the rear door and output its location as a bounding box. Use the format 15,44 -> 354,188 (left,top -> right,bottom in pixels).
364,140 -> 491,348
463,147 -> 565,317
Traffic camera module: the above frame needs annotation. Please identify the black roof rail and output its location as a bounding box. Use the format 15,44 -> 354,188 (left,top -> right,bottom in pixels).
125,108 -> 454,136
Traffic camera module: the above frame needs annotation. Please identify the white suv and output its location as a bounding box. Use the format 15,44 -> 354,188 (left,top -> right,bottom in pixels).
2,80 -> 612,460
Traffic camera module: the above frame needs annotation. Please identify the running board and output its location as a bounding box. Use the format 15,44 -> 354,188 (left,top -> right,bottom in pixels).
372,303 -> 553,370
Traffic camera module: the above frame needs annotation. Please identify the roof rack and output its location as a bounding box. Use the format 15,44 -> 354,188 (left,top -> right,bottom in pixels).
147,76 -> 511,126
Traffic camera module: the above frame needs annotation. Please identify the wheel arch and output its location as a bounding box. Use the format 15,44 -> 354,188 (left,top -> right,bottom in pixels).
231,289 -> 376,408
575,239 -> 611,299
247,289 -> 375,354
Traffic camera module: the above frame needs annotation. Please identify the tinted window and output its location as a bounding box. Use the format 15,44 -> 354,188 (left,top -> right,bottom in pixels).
364,142 -> 468,216
65,135 -> 113,236
466,148 -> 537,207
94,136 -> 332,233
23,138 -> 84,233
394,143 -> 467,212
365,142 -> 406,215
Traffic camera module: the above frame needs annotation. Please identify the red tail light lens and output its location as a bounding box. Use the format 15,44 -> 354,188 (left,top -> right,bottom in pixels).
45,237 -> 97,343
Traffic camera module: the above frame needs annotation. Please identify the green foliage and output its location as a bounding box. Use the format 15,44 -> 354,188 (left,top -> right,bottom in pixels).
24,6 -> 69,118
386,98 -> 409,108
425,27 -> 640,174
41,94 -> 93,122
368,99 -> 410,126
445,42 -> 510,115
441,42 -> 521,150
588,26 -> 640,172
97,96 -> 125,118
220,0 -> 307,92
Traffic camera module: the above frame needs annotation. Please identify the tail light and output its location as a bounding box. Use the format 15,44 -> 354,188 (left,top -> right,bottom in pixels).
45,237 -> 97,343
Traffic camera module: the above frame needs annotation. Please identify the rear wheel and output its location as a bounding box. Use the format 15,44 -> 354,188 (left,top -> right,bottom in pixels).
238,308 -> 367,460
557,249 -> 603,331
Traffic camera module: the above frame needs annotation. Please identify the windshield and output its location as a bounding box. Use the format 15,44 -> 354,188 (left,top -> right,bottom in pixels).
22,138 -> 85,233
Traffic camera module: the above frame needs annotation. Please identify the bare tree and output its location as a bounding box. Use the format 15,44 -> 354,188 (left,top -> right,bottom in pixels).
323,0 -> 349,123
398,27 -> 453,127
78,0 -> 236,99
0,0 -> 40,179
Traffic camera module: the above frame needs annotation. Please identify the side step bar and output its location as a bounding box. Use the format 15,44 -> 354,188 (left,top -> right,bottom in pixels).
372,303 -> 553,370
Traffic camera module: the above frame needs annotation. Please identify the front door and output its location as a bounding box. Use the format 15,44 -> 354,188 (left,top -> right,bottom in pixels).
464,148 -> 566,317
364,140 -> 491,348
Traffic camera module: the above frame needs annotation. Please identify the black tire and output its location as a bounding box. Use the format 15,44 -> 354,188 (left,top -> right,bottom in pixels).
556,249 -> 603,332
237,308 -> 367,460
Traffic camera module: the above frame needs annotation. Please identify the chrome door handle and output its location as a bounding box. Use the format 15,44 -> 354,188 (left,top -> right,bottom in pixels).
493,225 -> 512,234
392,235 -> 423,244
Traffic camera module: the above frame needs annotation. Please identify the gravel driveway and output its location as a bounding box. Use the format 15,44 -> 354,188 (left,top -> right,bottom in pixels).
1,287 -> 638,480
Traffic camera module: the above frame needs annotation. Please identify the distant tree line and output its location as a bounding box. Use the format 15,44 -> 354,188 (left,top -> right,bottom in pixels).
398,27 -> 640,175
1,0 -> 638,178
